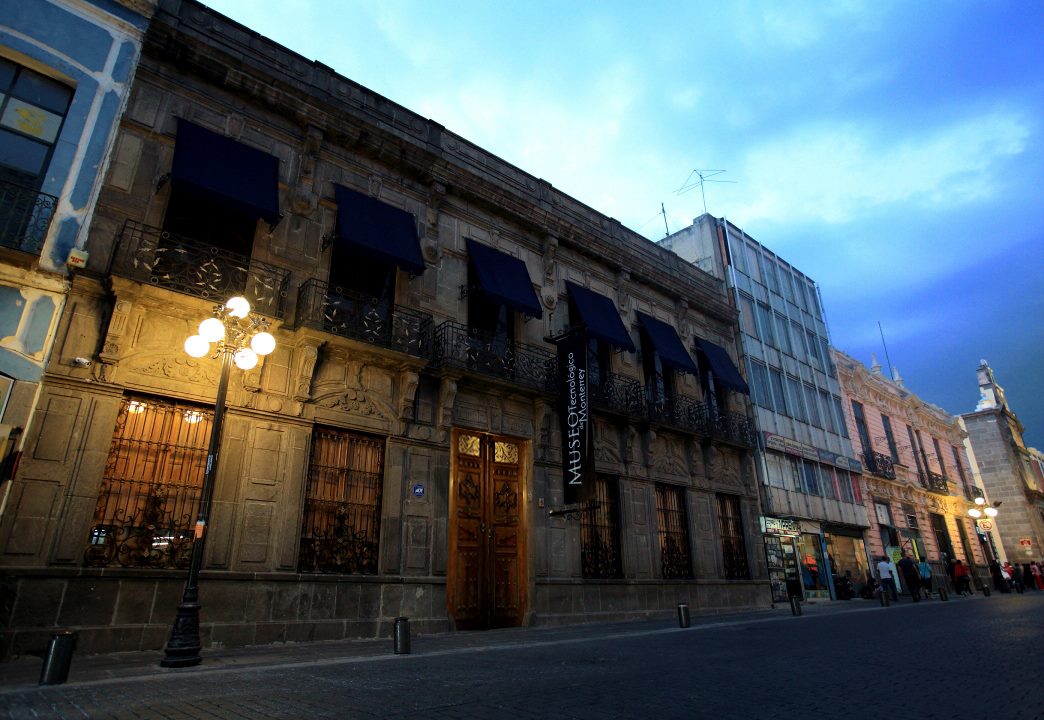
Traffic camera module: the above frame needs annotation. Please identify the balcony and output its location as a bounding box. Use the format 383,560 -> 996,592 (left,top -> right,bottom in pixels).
0,179 -> 57,254
705,410 -> 758,447
432,321 -> 557,393
920,470 -> 949,495
863,451 -> 896,480
589,371 -> 646,416
647,394 -> 756,448
296,278 -> 433,359
111,220 -> 291,318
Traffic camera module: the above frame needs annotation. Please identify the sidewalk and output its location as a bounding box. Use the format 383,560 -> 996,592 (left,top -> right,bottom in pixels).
0,596 -> 934,691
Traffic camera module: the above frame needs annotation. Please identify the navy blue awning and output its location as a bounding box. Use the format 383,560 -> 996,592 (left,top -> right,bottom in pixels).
170,119 -> 281,225
466,239 -> 542,318
695,338 -> 750,394
636,312 -> 698,374
566,282 -> 634,352
334,185 -> 425,275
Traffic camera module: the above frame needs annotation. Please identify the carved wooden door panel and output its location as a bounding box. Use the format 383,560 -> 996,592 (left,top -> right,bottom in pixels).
450,432 -> 525,630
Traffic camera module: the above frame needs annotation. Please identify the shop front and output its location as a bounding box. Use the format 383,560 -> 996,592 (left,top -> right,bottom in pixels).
824,526 -> 871,599
762,516 -> 801,603
795,525 -> 830,600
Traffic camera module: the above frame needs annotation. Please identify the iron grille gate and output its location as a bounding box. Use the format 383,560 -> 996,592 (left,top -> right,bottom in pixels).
655,483 -> 693,579
84,396 -> 212,569
298,428 -> 384,574
580,476 -> 623,579
717,493 -> 751,579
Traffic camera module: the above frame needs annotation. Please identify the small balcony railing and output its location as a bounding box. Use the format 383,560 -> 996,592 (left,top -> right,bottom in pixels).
111,220 -> 291,318
296,278 -> 433,359
863,451 -> 897,480
589,371 -> 645,416
705,410 -> 758,447
0,178 -> 57,254
920,470 -> 949,495
432,321 -> 557,392
646,394 -> 756,448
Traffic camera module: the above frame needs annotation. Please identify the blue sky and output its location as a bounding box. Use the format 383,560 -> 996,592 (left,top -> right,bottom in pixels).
203,0 -> 1044,448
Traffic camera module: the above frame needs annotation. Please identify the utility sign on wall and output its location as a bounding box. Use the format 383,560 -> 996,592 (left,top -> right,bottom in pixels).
557,329 -> 591,505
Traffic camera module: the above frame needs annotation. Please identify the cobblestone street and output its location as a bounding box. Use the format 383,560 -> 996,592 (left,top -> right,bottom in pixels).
1,593 -> 1041,719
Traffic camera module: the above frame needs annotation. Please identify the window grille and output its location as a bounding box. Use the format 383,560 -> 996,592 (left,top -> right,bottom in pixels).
655,483 -> 692,579
580,476 -> 622,579
298,427 -> 384,574
717,493 -> 750,579
84,395 -> 211,569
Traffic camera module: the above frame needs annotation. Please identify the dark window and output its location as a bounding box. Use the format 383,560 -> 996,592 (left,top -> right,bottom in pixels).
580,476 -> 623,579
749,361 -> 770,408
851,400 -> 872,454
738,294 -> 758,338
0,58 -> 73,187
717,493 -> 750,579
820,389 -> 837,433
641,331 -> 675,409
932,438 -> 948,478
804,384 -> 821,427
800,460 -> 821,496
774,313 -> 792,354
655,483 -> 692,579
806,329 -> 821,366
951,445 -> 971,499
833,396 -> 849,438
162,185 -> 258,255
298,428 -> 384,574
769,368 -> 788,415
468,263 -> 515,344
84,395 -> 210,570
756,303 -> 776,346
761,254 -> 780,294
787,375 -> 807,422
568,295 -> 611,389
881,415 -> 900,462
789,321 -> 807,361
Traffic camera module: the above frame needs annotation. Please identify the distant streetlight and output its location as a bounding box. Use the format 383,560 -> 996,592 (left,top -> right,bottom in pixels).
161,297 -> 275,668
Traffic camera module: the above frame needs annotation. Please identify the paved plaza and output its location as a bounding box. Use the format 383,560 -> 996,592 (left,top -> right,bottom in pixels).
1,593 -> 1041,719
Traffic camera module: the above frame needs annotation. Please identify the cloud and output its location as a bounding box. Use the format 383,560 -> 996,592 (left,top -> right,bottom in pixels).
730,110 -> 1031,225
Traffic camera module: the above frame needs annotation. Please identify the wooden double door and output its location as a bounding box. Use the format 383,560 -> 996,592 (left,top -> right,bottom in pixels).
449,431 -> 526,630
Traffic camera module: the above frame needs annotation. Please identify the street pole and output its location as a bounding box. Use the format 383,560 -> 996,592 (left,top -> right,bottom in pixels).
160,345 -> 233,668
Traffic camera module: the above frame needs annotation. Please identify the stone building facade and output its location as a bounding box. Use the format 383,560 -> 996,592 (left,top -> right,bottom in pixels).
0,0 -> 154,494
0,0 -> 765,657
834,350 -> 991,591
961,361 -> 1044,564
662,215 -> 867,603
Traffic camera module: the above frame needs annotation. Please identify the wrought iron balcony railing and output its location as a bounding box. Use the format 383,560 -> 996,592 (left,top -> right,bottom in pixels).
646,394 -> 757,447
705,410 -> 759,447
0,178 -> 57,254
296,278 -> 433,358
589,371 -> 646,416
920,470 -> 949,495
863,450 -> 896,480
432,321 -> 557,393
111,220 -> 291,318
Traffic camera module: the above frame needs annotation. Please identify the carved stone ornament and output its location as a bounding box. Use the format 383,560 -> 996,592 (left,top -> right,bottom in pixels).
652,435 -> 687,477
594,421 -> 622,465
131,355 -> 215,385
399,369 -> 419,421
294,340 -> 322,402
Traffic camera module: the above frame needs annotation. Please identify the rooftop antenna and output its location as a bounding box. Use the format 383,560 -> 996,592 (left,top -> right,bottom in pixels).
676,169 -> 737,213
878,321 -> 895,380
661,203 -> 670,237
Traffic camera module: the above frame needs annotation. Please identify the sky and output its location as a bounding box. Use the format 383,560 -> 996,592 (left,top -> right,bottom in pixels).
203,0 -> 1044,448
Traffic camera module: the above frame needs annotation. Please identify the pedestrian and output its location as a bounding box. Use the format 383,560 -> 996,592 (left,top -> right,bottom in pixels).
897,553 -> 920,602
954,559 -> 971,596
1023,563 -> 1035,591
1033,561 -> 1044,591
877,555 -> 899,601
917,555 -> 933,598
1012,563 -> 1024,592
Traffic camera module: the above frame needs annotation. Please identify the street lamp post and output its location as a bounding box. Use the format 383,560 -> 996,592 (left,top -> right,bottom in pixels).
967,495 -> 1001,593
160,296 -> 275,668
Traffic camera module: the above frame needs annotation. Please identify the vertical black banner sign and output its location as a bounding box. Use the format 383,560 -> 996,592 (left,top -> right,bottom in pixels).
558,329 -> 591,505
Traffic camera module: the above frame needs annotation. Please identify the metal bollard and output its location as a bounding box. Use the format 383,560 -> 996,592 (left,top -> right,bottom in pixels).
39,631 -> 77,685
393,617 -> 411,654
789,596 -> 802,616
676,603 -> 690,628
982,584 -> 991,597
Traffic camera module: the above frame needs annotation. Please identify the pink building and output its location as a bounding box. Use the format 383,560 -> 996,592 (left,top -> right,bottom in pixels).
833,350 -> 992,591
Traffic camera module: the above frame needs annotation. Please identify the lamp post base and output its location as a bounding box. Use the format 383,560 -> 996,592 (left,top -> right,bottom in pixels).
160,600 -> 203,668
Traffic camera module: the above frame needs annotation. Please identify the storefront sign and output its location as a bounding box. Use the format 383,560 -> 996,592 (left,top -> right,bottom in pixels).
762,516 -> 801,537
557,329 -> 591,505
977,519 -> 993,531
763,432 -> 819,460
1018,537 -> 1033,547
